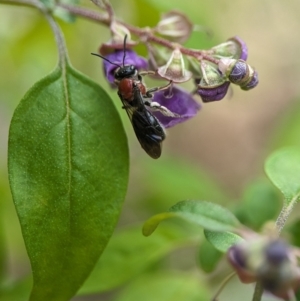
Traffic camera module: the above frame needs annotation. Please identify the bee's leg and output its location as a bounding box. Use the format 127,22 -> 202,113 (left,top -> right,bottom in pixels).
145,101 -> 181,118
145,81 -> 173,98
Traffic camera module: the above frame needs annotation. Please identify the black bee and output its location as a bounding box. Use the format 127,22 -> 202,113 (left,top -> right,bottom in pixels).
91,37 -> 178,158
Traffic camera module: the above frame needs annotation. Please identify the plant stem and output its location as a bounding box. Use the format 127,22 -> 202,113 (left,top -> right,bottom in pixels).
0,0 -> 44,9
275,194 -> 300,234
56,3 -> 218,63
1,0 -> 68,67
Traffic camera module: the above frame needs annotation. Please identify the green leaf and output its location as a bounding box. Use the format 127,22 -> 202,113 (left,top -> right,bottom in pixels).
197,240 -> 222,273
8,63 -> 128,301
114,271 -> 210,301
271,97 -> 300,149
236,178 -> 281,230
143,200 -> 240,236
204,230 -> 244,253
79,224 -> 193,295
265,147 -> 300,204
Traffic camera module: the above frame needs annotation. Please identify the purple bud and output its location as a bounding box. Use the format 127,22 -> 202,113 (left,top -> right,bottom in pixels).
152,86 -> 201,128
265,240 -> 288,265
198,81 -> 230,102
103,50 -> 148,84
228,60 -> 248,84
240,70 -> 259,90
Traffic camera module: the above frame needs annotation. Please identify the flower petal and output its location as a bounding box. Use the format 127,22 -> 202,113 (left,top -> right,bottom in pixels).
103,50 -> 148,84
152,86 -> 201,128
198,81 -> 230,102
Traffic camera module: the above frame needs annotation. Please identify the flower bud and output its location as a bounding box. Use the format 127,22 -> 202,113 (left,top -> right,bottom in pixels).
240,70 -> 259,90
155,10 -> 193,43
198,61 -> 227,88
157,48 -> 192,83
196,61 -> 229,102
218,58 -> 258,90
99,22 -> 137,55
211,36 -> 248,61
198,81 -> 230,102
228,238 -> 300,300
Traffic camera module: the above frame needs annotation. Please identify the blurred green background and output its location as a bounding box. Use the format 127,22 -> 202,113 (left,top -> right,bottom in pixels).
1,0 -> 300,300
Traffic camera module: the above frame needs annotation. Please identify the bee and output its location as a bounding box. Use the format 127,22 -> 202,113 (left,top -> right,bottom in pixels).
92,38 -> 179,159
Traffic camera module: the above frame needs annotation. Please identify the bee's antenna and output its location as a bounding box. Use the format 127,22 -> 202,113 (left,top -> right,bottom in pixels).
122,34 -> 128,67
91,53 -> 121,68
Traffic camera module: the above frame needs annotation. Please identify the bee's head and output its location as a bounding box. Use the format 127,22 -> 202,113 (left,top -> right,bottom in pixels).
114,65 -> 137,80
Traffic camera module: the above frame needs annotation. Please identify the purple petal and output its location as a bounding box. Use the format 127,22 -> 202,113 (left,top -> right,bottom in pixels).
103,50 -> 148,84
233,36 -> 248,61
198,81 -> 230,102
152,86 -> 201,128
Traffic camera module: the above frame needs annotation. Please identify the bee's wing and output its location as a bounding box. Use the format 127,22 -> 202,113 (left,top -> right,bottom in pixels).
122,87 -> 165,159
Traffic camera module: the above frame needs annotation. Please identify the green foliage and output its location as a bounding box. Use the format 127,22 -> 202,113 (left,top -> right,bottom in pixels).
235,178 -> 281,230
114,271 -> 210,301
0,278 -> 32,301
265,147 -> 300,204
197,240 -> 222,273
204,230 -> 243,253
78,224 -> 193,295
143,200 -> 241,236
2,1 -> 300,301
140,157 -> 229,213
8,62 -> 128,300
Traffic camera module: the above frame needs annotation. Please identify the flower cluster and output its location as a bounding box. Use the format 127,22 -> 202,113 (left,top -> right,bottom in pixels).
228,236 -> 300,300
98,10 -> 258,129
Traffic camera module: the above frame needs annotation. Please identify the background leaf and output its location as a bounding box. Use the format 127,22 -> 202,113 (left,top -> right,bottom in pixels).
204,230 -> 244,253
235,178 -> 281,230
143,200 -> 241,236
8,62 -> 128,301
0,277 -> 32,301
78,223 -> 194,295
197,240 -> 222,273
265,147 -> 300,204
113,271 -> 210,301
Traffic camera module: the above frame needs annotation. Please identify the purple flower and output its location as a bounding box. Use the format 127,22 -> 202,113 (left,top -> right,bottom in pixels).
152,86 -> 201,128
198,81 -> 230,103
103,50 -> 148,84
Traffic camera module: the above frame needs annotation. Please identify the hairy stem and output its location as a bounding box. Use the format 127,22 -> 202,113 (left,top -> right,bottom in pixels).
276,194 -> 300,234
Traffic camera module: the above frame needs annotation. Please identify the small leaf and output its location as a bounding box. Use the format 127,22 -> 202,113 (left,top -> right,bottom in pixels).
8,62 -> 128,301
265,147 -> 300,204
143,200 -> 240,236
204,230 -> 244,253
197,240 -> 222,273
236,178 -> 281,230
79,224 -> 192,295
114,271 -> 210,301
